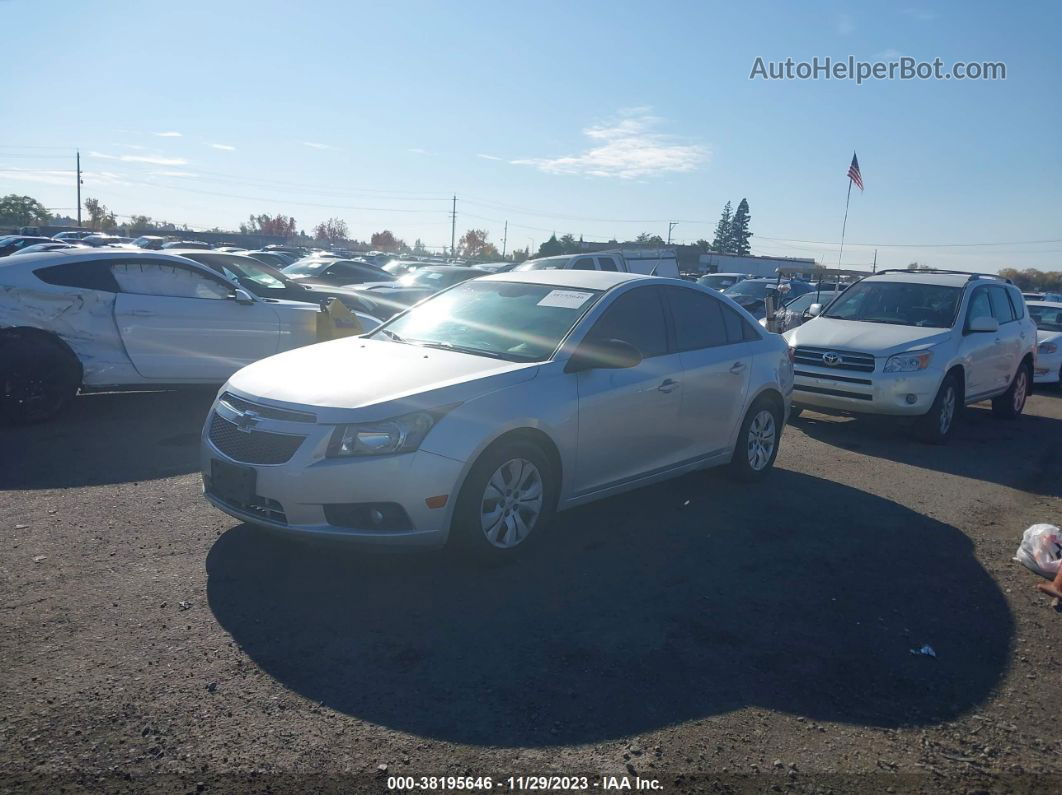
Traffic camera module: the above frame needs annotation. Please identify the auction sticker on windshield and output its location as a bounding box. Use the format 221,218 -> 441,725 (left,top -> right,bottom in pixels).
537,290 -> 594,309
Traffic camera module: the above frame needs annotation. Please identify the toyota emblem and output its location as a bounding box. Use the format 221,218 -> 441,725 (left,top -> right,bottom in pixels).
822,352 -> 842,367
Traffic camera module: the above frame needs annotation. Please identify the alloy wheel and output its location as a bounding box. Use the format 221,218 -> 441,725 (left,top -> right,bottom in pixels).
480,458 -> 544,549
939,385 -> 956,435
1013,369 -> 1028,413
747,409 -> 777,472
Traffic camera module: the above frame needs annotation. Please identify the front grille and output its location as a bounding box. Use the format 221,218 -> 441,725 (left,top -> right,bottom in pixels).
218,392 -> 316,423
795,384 -> 873,401
208,413 -> 305,465
793,346 -> 876,373
794,370 -> 873,385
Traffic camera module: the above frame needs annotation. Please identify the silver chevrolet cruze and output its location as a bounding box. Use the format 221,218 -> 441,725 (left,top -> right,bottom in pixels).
201,270 -> 794,558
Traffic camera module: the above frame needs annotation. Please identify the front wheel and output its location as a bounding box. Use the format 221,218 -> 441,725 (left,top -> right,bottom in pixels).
0,335 -> 80,424
451,441 -> 555,560
729,399 -> 782,481
992,362 -> 1030,419
914,373 -> 961,444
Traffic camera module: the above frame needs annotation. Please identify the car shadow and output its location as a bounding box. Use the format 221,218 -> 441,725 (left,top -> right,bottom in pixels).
206,468 -> 1011,747
0,388 -> 215,490
792,400 -> 1062,498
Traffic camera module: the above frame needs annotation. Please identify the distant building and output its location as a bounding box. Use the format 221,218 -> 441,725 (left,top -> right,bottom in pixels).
698,252 -> 819,278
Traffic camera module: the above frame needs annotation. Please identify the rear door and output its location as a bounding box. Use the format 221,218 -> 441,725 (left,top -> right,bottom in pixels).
663,286 -> 754,459
109,259 -> 282,380
573,286 -> 685,494
988,285 -> 1021,390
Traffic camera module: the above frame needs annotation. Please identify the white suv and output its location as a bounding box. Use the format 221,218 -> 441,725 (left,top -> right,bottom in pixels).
783,270 -> 1037,442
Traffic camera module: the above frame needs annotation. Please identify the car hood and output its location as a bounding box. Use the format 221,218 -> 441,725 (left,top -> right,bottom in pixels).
226,337 -> 539,420
1038,329 -> 1062,345
783,317 -> 952,355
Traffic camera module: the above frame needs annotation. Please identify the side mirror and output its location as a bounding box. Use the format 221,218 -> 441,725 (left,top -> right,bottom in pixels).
967,315 -> 999,333
566,338 -> 643,373
807,303 -> 823,317
232,287 -> 255,305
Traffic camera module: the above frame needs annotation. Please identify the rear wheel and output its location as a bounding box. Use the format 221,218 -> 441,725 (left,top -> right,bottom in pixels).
914,373 -> 961,444
729,398 -> 782,481
451,440 -> 555,560
0,334 -> 80,424
992,362 -> 1030,419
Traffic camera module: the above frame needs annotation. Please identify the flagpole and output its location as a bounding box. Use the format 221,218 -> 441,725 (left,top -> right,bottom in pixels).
837,178 -> 853,270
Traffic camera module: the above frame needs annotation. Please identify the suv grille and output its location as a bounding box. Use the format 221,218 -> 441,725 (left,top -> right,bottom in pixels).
208,413 -> 305,465
793,346 -> 876,373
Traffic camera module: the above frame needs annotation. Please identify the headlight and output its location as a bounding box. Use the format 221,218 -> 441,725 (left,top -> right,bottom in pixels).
327,411 -> 439,457
1039,342 -> 1058,355
883,351 -> 933,373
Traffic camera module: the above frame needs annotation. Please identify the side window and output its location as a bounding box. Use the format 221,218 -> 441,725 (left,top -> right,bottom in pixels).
666,287 -> 729,350
721,302 -> 758,343
988,286 -> 1016,323
34,262 -> 120,292
1007,286 -> 1025,319
967,288 -> 992,324
583,287 -> 669,358
597,256 -> 619,272
109,262 -> 232,299
571,257 -> 597,271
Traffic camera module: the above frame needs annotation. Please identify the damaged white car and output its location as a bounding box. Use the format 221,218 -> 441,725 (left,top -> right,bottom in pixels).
0,250 -> 377,423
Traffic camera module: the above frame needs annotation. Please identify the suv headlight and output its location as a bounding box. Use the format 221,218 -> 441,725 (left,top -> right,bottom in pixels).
883,351 -> 933,373
327,410 -> 442,457
1039,342 -> 1058,355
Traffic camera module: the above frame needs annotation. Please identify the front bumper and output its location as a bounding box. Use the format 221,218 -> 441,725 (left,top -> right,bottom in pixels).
1033,352 -> 1061,384
792,365 -> 942,416
200,406 -> 465,546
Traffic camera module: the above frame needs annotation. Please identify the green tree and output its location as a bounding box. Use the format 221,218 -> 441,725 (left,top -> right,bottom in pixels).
371,230 -> 405,252
711,201 -> 733,252
313,218 -> 350,243
537,234 -> 564,257
634,232 -> 665,246
730,198 -> 752,256
0,194 -> 51,227
83,197 -> 117,231
127,215 -> 153,232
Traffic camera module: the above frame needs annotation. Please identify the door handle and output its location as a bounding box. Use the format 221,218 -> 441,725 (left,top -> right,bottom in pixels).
657,378 -> 679,393
729,361 -> 747,374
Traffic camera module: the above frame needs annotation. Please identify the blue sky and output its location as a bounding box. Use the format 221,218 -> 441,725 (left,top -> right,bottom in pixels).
2,0 -> 1059,272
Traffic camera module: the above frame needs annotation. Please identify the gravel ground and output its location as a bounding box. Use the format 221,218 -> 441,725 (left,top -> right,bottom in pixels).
1,389 -> 1060,793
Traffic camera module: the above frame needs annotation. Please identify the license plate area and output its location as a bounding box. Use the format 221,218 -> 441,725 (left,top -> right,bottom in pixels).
210,459 -> 257,505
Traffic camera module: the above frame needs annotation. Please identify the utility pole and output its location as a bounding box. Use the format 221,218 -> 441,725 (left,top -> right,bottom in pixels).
502,220 -> 508,258
667,221 -> 679,245
76,149 -> 82,227
872,249 -> 877,273
450,194 -> 457,256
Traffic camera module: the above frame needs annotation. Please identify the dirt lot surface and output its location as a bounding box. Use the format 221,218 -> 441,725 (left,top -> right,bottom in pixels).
2,389 -> 1060,793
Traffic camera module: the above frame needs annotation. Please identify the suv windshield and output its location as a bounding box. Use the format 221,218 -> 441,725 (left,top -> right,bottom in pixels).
1028,304 -> 1062,332
373,280 -> 603,361
698,274 -> 741,290
514,257 -> 568,272
823,281 -> 961,327
724,281 -> 778,299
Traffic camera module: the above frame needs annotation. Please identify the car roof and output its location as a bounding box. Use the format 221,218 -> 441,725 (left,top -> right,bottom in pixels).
703,272 -> 749,277
864,271 -> 982,287
1027,300 -> 1062,308
8,248 -> 235,278
483,270 -> 647,290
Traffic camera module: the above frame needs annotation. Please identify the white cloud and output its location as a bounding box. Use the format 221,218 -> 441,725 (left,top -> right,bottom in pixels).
511,108 -> 707,180
0,167 -> 130,187
477,153 -> 502,161
836,13 -> 855,35
153,131 -> 182,137
302,141 -> 338,150
89,151 -> 189,166
208,143 -> 236,151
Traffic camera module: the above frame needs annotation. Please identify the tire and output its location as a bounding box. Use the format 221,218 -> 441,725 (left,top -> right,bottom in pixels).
992,361 -> 1031,419
451,440 -> 556,560
0,334 -> 80,425
914,373 -> 961,444
729,398 -> 783,482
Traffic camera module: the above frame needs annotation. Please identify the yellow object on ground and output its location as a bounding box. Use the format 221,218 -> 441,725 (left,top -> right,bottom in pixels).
316,298 -> 364,341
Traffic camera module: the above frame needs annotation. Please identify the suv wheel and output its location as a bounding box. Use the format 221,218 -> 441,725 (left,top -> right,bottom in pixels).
452,440 -> 555,560
992,362 -> 1030,419
915,373 -> 961,444
0,334 -> 81,424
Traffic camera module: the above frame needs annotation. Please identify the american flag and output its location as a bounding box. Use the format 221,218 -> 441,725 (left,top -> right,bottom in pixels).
847,152 -> 864,191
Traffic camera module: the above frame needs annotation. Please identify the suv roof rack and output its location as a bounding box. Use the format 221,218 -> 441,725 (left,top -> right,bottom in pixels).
872,268 -> 1011,284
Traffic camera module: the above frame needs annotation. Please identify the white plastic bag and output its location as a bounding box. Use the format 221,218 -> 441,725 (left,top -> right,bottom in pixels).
1014,524 -> 1062,579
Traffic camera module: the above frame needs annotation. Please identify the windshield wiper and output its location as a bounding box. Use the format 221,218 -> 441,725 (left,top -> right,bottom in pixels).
410,341 -> 514,360
377,329 -> 405,342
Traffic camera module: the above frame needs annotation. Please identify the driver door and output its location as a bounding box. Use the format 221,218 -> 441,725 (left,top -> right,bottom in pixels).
960,286 -> 1003,398
109,260 -> 282,380
572,286 -> 685,495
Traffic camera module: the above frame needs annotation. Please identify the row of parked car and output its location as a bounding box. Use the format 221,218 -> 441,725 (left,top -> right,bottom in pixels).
2,234 -> 1059,557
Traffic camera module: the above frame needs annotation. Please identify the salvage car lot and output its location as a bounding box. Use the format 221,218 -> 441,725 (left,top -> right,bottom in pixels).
2,390 -> 1061,791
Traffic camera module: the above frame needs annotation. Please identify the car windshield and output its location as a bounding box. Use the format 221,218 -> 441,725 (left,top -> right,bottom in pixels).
514,257 -> 568,271
399,269 -> 470,288
823,281 -> 961,327
1028,305 -> 1062,332
698,275 -> 739,289
372,280 -> 603,361
724,281 -> 777,299
282,260 -> 331,277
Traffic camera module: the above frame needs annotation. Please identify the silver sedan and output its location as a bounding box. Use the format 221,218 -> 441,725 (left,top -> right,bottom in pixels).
201,271 -> 794,559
